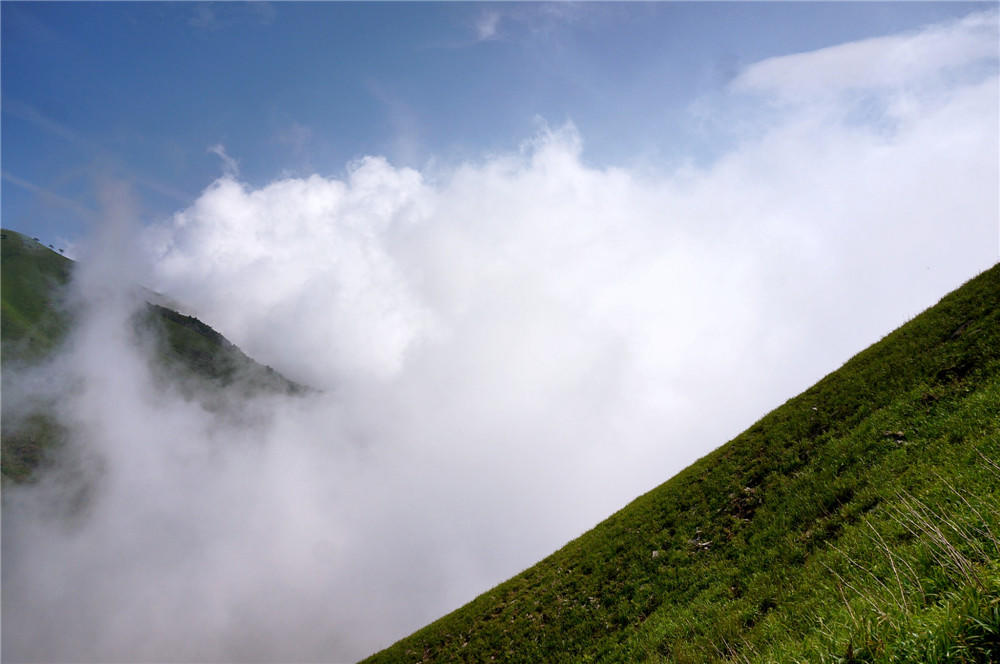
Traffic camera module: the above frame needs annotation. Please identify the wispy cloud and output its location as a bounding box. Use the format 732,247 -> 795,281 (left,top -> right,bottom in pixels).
273,122 -> 314,173
475,10 -> 501,41
189,2 -> 276,31
732,9 -> 999,101
249,1 -> 276,26
275,122 -> 312,155
437,4 -> 585,50
365,80 -> 424,166
4,100 -> 194,204
188,3 -> 217,30
2,171 -> 97,221
207,144 -> 240,178
4,100 -> 95,149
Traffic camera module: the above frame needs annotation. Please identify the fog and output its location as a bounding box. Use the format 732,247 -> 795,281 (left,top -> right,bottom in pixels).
3,12 -> 998,662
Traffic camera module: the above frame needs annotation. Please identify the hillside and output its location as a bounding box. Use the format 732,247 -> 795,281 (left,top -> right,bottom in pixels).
1,229 -> 306,482
0,230 -> 74,363
364,265 -> 1000,663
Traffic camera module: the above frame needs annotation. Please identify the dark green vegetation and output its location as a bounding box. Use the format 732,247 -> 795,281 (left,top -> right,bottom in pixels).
366,264 -> 1000,664
139,302 -> 307,398
2,229 -> 305,482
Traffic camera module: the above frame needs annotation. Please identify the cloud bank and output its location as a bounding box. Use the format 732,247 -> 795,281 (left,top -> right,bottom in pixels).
3,11 -> 998,663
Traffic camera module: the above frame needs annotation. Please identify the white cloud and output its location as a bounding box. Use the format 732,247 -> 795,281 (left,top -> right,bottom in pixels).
148,160 -> 432,386
3,10 -> 998,663
732,9 -> 998,103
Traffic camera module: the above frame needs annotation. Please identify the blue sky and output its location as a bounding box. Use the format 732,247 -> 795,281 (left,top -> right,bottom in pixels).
2,2 -> 990,246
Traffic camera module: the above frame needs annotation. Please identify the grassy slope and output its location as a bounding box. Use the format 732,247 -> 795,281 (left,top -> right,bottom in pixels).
1,229 -> 305,481
365,264 -> 1000,664
0,230 -> 74,364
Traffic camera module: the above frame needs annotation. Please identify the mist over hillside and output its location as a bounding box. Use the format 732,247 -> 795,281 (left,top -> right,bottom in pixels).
366,262 -> 1000,661
2,6 -> 998,663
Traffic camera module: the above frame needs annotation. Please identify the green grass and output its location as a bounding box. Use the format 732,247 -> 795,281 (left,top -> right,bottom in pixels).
1,230 -> 74,365
363,263 -> 1000,663
1,228 -> 306,482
